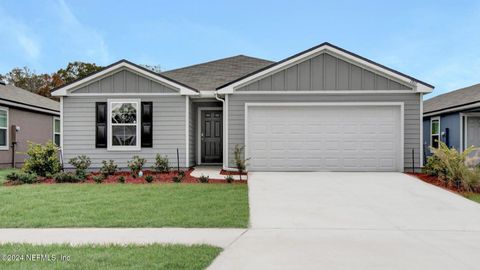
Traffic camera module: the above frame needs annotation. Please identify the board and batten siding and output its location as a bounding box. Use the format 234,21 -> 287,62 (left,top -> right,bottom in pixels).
227,93 -> 421,171
63,95 -> 187,169
237,53 -> 412,91
74,69 -> 178,94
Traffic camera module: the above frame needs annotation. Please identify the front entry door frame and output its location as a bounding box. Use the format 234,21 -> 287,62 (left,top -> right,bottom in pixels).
197,107 -> 223,165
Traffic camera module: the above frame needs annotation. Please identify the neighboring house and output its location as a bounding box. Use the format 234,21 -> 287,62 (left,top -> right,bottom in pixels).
52,42 -> 433,172
423,83 -> 480,157
0,82 -> 60,168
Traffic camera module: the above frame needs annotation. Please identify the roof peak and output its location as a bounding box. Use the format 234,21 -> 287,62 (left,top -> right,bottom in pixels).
162,55 -> 274,74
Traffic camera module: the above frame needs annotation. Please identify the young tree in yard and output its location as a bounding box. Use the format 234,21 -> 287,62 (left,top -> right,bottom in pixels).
234,144 -> 249,181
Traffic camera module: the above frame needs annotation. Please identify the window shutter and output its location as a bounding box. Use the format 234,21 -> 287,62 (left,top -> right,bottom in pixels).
141,102 -> 153,147
95,102 -> 107,148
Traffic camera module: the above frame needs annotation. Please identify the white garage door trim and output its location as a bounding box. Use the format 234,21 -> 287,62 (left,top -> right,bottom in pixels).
244,102 -> 405,171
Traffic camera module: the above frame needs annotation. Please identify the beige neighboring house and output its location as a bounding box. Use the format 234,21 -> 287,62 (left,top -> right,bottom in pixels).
0,81 -> 60,168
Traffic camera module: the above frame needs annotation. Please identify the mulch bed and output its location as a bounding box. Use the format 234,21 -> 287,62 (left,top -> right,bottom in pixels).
407,173 -> 463,193
4,169 -> 247,186
219,169 -> 248,176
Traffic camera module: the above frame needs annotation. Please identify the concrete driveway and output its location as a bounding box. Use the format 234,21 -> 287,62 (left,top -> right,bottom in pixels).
208,172 -> 480,270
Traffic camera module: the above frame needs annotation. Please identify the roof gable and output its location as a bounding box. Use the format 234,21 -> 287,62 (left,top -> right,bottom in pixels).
52,60 -> 198,96
217,42 -> 434,93
73,69 -> 178,94
237,52 -> 412,91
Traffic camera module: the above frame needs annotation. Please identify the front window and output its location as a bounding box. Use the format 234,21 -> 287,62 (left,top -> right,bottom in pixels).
431,117 -> 440,148
53,117 -> 61,146
0,108 -> 8,150
108,99 -> 140,150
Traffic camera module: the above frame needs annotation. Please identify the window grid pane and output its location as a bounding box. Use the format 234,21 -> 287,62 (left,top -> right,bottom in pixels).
0,110 -> 7,128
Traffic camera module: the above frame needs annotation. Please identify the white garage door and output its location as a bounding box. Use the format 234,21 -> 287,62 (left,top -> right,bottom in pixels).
246,104 -> 402,172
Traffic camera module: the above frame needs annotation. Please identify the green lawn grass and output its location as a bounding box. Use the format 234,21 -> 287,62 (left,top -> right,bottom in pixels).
0,243 -> 221,270
0,168 -> 18,184
0,184 -> 248,228
464,193 -> 480,203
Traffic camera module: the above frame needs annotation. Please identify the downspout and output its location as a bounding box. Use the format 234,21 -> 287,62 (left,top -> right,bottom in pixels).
214,92 -> 227,169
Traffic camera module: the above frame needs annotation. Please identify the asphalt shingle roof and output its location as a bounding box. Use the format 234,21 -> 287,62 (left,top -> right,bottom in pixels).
0,83 -> 59,113
424,83 -> 480,114
161,55 -> 274,91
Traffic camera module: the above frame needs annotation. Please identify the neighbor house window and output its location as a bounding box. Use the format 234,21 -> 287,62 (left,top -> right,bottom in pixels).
0,107 -> 8,150
53,117 -> 61,146
108,99 -> 141,150
431,117 -> 440,148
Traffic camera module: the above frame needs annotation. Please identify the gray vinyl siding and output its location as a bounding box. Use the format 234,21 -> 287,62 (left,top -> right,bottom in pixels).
74,70 -> 178,94
227,93 -> 422,171
63,95 -> 187,169
423,112 -> 461,157
237,53 -> 412,91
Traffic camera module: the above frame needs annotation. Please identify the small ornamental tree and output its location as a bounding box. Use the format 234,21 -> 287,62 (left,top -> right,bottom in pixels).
234,144 -> 249,181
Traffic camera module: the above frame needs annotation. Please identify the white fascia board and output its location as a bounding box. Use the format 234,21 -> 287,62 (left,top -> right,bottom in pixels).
52,61 -> 198,96
218,44 -> 433,94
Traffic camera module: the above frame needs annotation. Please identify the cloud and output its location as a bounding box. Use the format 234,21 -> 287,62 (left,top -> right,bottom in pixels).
0,7 -> 41,60
52,0 -> 110,64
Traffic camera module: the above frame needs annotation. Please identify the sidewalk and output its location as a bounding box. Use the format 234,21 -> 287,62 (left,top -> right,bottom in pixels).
0,228 -> 246,248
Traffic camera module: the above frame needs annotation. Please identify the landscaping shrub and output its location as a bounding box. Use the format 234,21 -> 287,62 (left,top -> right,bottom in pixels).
128,156 -> 146,177
198,174 -> 209,183
428,141 -> 480,191
225,175 -> 234,183
422,155 -> 447,177
172,171 -> 185,183
118,176 -> 125,183
100,160 -> 118,176
234,144 -> 249,181
145,175 -> 154,183
54,172 -> 80,183
6,171 -> 38,184
154,154 -> 170,173
93,174 -> 104,184
68,155 -> 91,180
23,141 -> 61,177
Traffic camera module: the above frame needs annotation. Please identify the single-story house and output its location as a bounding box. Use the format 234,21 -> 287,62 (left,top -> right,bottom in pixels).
423,83 -> 480,157
52,42 -> 433,172
0,81 -> 60,167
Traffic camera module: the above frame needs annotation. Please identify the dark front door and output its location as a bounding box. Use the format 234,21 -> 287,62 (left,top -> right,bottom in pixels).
201,110 -> 223,163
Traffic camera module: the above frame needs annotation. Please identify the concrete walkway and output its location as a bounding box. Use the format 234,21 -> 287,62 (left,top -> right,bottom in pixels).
0,228 -> 246,248
191,166 -> 243,180
208,172 -> 480,270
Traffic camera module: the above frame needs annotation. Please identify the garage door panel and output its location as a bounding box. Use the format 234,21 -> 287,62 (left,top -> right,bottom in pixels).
247,105 -> 401,172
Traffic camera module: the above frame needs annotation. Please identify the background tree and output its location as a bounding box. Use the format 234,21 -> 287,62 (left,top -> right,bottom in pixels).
0,62 -> 103,99
1,61 -> 161,99
55,62 -> 103,85
141,64 -> 162,73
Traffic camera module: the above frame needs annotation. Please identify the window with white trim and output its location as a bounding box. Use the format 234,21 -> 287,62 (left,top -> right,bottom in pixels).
108,99 -> 141,150
431,117 -> 440,148
0,107 -> 8,150
53,117 -> 61,146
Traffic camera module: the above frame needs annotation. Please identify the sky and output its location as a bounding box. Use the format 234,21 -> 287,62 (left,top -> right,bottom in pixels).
0,0 -> 479,98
